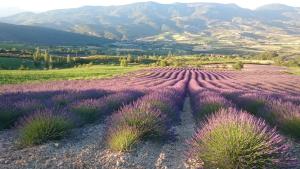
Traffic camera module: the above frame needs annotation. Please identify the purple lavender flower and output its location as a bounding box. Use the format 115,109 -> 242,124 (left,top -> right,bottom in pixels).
188,107 -> 291,168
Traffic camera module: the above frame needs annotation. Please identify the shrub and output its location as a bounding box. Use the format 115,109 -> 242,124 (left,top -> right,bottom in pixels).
14,99 -> 44,114
112,103 -> 165,137
159,60 -> 168,67
189,108 -> 290,169
141,93 -> 178,117
106,126 -> 140,151
235,93 -> 267,115
70,91 -> 143,125
236,94 -> 300,139
101,91 -> 143,113
0,105 -> 20,130
0,98 -> 44,130
73,90 -> 108,100
232,61 -> 244,70
264,100 -> 300,139
71,99 -> 100,123
18,110 -> 73,146
120,59 -> 128,67
191,91 -> 233,121
107,103 -> 165,151
52,94 -> 72,107
146,100 -> 172,114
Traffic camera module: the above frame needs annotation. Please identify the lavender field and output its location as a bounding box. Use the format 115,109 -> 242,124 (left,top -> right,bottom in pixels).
0,65 -> 300,169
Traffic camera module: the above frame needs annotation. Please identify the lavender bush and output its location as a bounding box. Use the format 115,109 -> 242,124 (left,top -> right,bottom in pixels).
0,100 -> 20,130
70,90 -> 143,125
265,99 -> 300,139
234,93 -> 300,139
190,90 -> 233,122
234,93 -> 269,115
139,89 -> 184,121
189,108 -> 290,169
70,99 -> 102,123
106,125 -> 140,151
107,103 -> 164,151
0,98 -> 44,130
18,109 -> 73,146
106,89 -> 184,151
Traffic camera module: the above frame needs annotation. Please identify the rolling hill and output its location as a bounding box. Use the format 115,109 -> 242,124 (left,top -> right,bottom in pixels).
0,22 -> 112,45
0,2 -> 300,54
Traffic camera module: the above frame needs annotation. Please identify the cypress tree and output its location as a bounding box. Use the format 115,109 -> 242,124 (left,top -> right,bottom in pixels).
44,50 -> 50,69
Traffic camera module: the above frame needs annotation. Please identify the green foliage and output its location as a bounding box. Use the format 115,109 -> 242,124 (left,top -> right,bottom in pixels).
66,55 -> 71,64
0,65 -> 142,84
33,47 -> 41,67
19,114 -> 72,146
43,50 -> 50,69
0,108 -> 21,130
71,105 -> 99,123
244,100 -> 266,115
18,64 -> 29,70
281,118 -> 300,139
257,51 -> 279,60
159,59 -> 168,67
108,105 -> 164,151
198,103 -> 222,119
192,109 -> 287,169
127,54 -> 133,63
0,57 -> 35,70
120,59 -> 128,67
232,61 -> 244,70
48,55 -> 53,69
107,126 -> 140,151
199,123 -> 269,168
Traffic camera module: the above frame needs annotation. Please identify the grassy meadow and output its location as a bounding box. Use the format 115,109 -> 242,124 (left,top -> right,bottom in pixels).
0,65 -> 145,85
0,57 -> 35,69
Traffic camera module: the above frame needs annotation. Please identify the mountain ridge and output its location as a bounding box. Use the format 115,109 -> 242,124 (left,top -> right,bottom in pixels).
0,22 -> 113,45
0,2 -> 299,54
1,2 -> 299,40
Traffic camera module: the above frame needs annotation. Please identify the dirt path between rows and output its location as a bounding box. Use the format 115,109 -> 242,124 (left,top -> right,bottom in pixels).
154,97 -> 196,169
0,97 -> 198,169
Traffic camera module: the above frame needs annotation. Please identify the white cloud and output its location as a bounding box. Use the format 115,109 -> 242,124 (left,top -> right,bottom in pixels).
0,0 -> 299,12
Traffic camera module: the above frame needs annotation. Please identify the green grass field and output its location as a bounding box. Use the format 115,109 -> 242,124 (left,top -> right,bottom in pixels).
288,67 -> 300,75
0,65 -> 145,85
0,57 -> 35,69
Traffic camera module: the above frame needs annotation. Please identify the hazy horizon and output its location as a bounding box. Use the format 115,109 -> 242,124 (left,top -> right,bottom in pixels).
0,0 -> 299,13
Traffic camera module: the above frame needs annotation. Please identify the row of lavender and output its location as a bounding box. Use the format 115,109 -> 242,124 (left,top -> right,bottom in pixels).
188,84 -> 297,168
105,79 -> 187,151
223,91 -> 300,139
0,89 -> 143,146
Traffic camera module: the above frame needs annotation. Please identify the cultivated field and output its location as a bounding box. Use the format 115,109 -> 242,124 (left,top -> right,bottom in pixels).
0,65 -> 300,169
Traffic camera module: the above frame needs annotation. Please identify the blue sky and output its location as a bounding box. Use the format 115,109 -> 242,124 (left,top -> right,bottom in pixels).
1,0 -> 299,12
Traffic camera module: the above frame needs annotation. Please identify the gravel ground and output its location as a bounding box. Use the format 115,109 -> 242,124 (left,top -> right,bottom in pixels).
0,98 -> 199,169
0,97 -> 298,169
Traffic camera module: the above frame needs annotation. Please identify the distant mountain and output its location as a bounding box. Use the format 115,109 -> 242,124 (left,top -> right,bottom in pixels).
0,22 -> 112,45
1,2 -> 299,40
0,7 -> 24,17
0,2 -> 299,54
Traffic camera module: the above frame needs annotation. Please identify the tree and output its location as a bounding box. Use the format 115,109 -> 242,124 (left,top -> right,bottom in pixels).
120,59 -> 128,67
168,50 -> 173,57
159,59 -> 168,67
33,48 -> 41,67
44,50 -> 50,69
137,56 -> 142,63
232,61 -> 244,70
67,55 -> 71,64
49,55 -> 53,69
127,54 -> 133,63
259,51 -> 279,60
